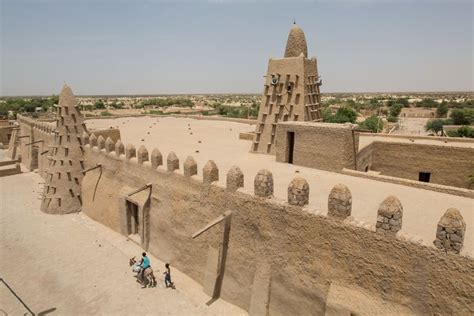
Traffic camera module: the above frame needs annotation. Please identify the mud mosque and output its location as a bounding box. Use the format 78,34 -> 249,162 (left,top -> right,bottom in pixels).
1,24 -> 473,315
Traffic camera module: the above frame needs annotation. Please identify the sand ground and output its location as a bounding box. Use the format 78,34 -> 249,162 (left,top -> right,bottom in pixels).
0,170 -> 246,316
392,117 -> 429,136
86,116 -> 473,257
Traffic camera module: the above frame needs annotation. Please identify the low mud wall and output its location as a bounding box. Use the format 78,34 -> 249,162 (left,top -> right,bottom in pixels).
84,113 -> 257,125
16,115 -> 55,177
356,141 -> 474,189
15,115 -> 121,178
343,168 -> 474,199
359,132 -> 474,145
80,137 -> 474,315
0,123 -> 15,145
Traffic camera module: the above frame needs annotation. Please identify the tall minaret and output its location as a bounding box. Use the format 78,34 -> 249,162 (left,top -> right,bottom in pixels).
41,85 -> 87,214
251,23 -> 322,154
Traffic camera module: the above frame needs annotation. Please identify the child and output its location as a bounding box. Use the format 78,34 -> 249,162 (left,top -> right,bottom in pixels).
164,263 -> 173,288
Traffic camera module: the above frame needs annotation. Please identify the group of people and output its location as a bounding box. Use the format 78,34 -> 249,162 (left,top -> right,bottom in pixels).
131,252 -> 174,288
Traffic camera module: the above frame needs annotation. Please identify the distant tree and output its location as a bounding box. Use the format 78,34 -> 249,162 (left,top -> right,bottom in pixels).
322,108 -> 333,121
398,98 -> 409,107
425,119 -> 445,136
369,99 -> 381,110
389,104 -> 403,118
447,125 -> 474,138
249,103 -> 259,118
324,106 -> 358,124
322,98 -> 341,106
387,116 -> 398,123
450,109 -> 474,125
436,103 -> 449,118
0,104 -> 8,117
358,115 -> 383,133
457,125 -> 474,137
415,98 -> 438,108
141,97 -> 194,108
0,97 -> 58,115
336,106 -> 358,123
109,102 -> 124,109
94,100 -> 106,109
450,109 -> 466,125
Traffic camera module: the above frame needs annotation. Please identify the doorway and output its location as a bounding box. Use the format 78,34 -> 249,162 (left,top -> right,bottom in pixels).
31,146 -> 39,170
126,200 -> 140,243
287,132 -> 295,164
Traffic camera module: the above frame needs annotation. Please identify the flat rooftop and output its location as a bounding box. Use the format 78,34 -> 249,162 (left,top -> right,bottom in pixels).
279,121 -> 354,129
359,133 -> 474,149
86,116 -> 474,257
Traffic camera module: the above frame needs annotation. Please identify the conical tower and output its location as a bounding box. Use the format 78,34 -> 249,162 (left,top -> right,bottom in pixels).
41,85 -> 87,214
251,23 -> 323,154
284,23 -> 308,58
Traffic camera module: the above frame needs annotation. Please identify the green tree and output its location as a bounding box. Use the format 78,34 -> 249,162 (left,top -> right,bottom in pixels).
336,106 -> 358,123
369,99 -> 381,110
447,126 -> 474,138
398,98 -> 409,107
0,104 -> 9,117
358,115 -> 383,133
450,109 -> 470,125
457,125 -> 474,137
436,103 -> 449,118
416,98 -> 437,108
324,106 -> 358,124
389,104 -> 403,117
94,100 -> 106,109
425,119 -> 445,136
109,102 -> 124,109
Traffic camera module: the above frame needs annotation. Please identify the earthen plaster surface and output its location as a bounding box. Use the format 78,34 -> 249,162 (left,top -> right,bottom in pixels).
81,147 -> 474,314
0,169 -> 246,316
359,133 -> 474,149
86,116 -> 474,257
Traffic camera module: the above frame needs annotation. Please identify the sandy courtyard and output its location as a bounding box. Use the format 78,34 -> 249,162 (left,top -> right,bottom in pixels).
86,116 -> 473,257
0,170 -> 246,315
393,117 -> 429,136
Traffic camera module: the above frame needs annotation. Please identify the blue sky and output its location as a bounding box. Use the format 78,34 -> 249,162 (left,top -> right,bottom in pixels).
1,0 -> 472,96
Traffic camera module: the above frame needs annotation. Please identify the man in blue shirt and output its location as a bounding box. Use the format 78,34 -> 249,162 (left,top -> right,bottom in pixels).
140,252 -> 151,281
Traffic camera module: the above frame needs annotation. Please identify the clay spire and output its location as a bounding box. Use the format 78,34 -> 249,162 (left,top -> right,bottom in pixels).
40,85 -> 87,214
284,23 -> 308,58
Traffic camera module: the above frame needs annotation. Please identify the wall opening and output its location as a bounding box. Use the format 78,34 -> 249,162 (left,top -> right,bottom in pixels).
31,146 -> 39,170
419,172 -> 431,183
287,131 -> 295,164
126,200 -> 140,243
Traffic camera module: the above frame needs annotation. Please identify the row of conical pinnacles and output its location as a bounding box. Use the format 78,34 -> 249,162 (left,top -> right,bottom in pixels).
40,85 -> 87,214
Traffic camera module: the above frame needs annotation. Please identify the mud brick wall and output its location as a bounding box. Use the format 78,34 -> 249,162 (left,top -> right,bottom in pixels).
81,143 -> 473,315
275,121 -> 358,172
362,141 -> 474,189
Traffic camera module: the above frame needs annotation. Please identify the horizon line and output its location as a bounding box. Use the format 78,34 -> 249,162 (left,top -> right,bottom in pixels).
2,90 -> 473,98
